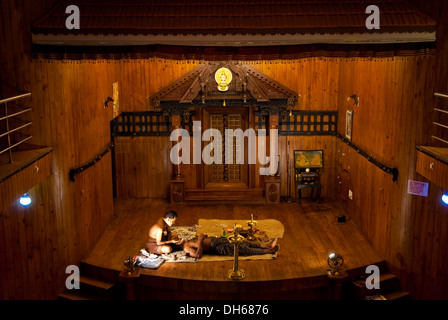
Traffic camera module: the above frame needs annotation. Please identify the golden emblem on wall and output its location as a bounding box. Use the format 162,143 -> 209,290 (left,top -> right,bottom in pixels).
215,67 -> 232,92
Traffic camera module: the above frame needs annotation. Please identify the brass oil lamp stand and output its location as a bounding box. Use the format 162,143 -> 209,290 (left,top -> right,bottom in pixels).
124,256 -> 135,275
227,224 -> 246,280
246,214 -> 257,242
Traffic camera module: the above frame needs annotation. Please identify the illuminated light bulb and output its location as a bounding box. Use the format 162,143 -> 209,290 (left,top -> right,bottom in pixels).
442,194 -> 448,205
19,194 -> 32,207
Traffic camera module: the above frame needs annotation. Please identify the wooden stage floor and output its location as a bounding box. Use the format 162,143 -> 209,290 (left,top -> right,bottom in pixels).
83,198 -> 385,299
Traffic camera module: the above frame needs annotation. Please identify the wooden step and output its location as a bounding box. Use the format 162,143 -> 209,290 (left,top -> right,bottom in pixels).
58,277 -> 121,300
348,261 -> 388,278
80,275 -> 115,291
79,261 -> 120,283
58,263 -> 123,300
184,187 -> 264,201
363,272 -> 400,295
382,290 -> 410,300
377,273 -> 400,292
58,290 -> 108,300
351,270 -> 404,299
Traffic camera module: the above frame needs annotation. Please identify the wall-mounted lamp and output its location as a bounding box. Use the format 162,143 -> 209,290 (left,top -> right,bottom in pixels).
328,253 -> 344,275
103,97 -> 114,108
347,94 -> 360,106
442,194 -> 448,205
19,193 -> 32,207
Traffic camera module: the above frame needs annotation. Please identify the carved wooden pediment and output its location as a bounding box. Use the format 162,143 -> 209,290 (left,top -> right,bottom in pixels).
148,61 -> 298,114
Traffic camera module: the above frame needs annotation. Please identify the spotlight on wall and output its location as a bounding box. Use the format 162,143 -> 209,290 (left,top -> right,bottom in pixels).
327,253 -> 344,275
442,194 -> 448,205
347,94 -> 360,106
19,193 -> 32,207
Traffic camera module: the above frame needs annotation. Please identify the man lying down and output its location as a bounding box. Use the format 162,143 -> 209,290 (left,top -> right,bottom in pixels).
182,234 -> 280,259
145,210 -> 279,259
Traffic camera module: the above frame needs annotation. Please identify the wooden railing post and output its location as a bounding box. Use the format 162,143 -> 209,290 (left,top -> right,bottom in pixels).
326,270 -> 350,300
168,107 -> 189,203
119,268 -> 141,300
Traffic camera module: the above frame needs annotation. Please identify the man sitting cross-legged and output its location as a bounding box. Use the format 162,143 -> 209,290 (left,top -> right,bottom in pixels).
183,234 -> 279,259
146,210 -> 184,255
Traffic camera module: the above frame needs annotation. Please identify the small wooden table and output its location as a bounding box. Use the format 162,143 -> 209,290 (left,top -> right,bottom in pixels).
296,171 -> 321,203
297,182 -> 321,203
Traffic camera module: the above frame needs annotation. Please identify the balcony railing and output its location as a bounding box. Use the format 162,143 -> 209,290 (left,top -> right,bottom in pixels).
433,92 -> 448,145
0,92 -> 32,163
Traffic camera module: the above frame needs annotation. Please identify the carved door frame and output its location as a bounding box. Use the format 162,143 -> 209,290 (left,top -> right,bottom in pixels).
202,107 -> 249,188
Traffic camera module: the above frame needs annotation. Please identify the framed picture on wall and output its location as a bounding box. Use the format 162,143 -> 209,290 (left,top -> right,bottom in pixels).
294,150 -> 324,169
345,109 -> 353,140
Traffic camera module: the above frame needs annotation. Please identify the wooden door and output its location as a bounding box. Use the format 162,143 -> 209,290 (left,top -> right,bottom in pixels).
202,107 -> 249,188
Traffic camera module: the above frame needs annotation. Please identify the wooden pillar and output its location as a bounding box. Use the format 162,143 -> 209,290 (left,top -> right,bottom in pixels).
169,110 -> 186,203
171,114 -> 183,180
326,270 -> 349,300
265,112 -> 280,203
269,113 -> 280,176
269,113 -> 279,130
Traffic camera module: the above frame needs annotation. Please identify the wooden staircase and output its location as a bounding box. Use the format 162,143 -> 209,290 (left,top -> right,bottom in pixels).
349,265 -> 410,300
58,262 -> 124,300
184,186 -> 265,202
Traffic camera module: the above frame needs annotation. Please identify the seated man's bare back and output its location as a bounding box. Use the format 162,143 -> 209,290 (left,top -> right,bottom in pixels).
146,211 -> 181,255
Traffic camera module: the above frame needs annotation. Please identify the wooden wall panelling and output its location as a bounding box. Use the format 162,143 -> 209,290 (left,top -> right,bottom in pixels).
0,198 -> 7,298
416,150 -> 448,191
114,137 -> 173,198
247,59 -> 340,111
0,177 -> 53,299
74,152 -> 114,256
1,0 -> 18,87
1,195 -> 24,299
18,186 -> 40,299
55,60 -> 74,265
63,61 -> 78,265
31,180 -> 52,298
406,179 -> 448,299
0,0 -> 136,299
399,55 -> 444,299
338,165 -> 350,211
279,135 -> 336,201
38,178 -> 55,298
3,49 -> 442,298
111,59 -> 342,200
1,58 -> 116,301
385,58 -> 408,267
336,52 -> 448,300
0,152 -> 52,212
